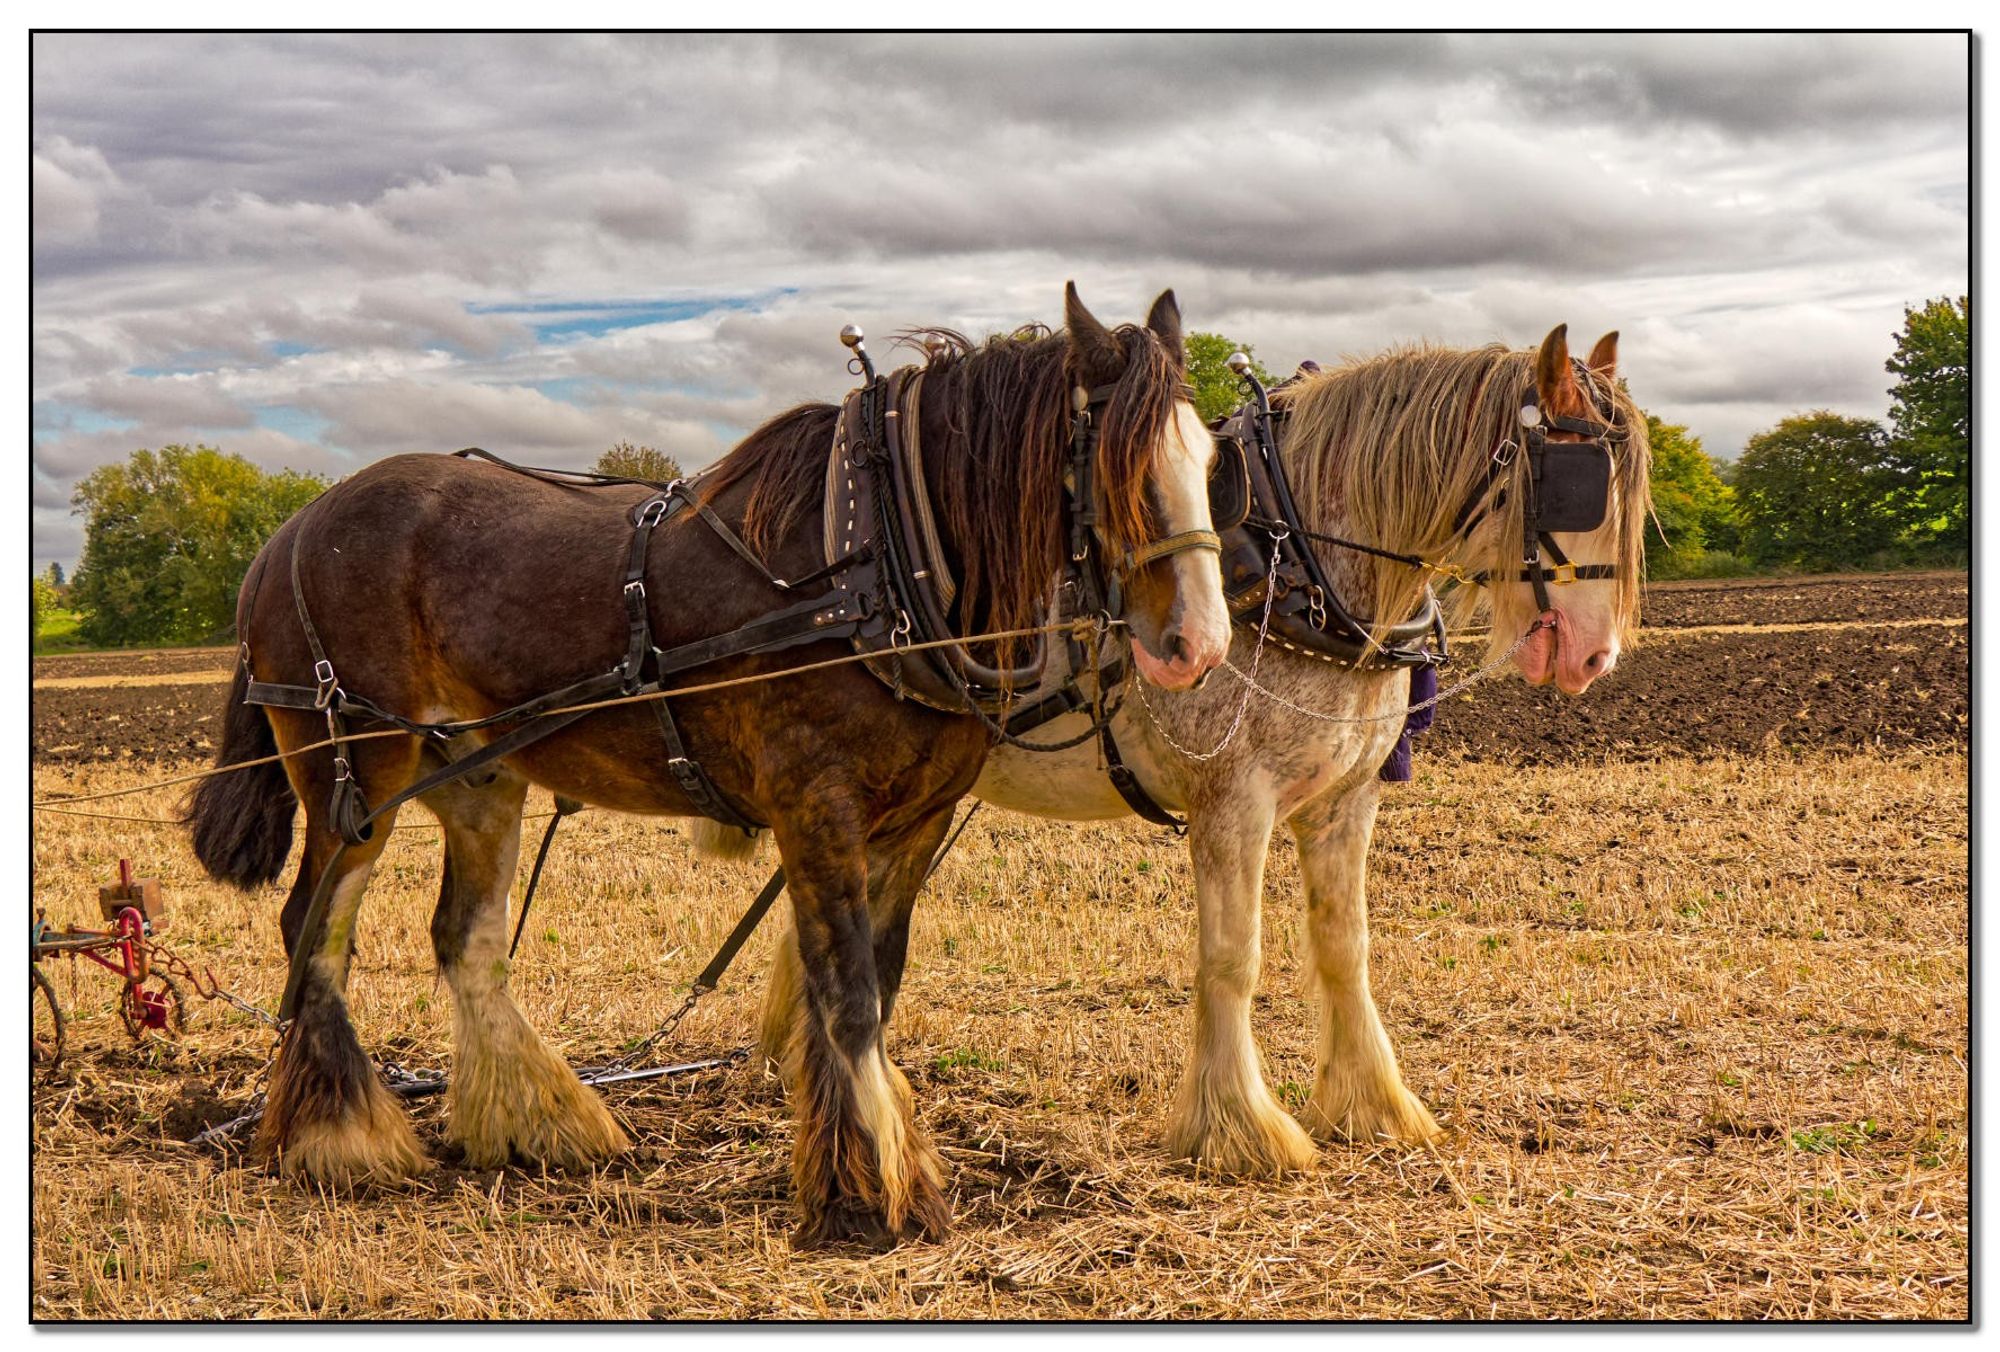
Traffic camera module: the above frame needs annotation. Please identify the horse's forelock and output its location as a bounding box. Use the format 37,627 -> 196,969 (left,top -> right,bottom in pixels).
1091,324 -> 1184,561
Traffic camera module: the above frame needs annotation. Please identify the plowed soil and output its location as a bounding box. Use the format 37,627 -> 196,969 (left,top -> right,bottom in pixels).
30,572 -> 1971,767
1432,620 -> 1968,764
1637,571 -> 1966,629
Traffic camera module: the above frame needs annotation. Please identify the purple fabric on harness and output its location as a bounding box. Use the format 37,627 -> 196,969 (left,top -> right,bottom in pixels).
1377,664 -> 1438,783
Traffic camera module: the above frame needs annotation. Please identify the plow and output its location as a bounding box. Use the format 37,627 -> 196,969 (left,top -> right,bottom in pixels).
31,860 -> 187,1067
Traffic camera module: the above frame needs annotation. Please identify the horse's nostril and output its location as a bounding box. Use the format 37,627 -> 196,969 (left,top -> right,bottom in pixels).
1168,633 -> 1192,664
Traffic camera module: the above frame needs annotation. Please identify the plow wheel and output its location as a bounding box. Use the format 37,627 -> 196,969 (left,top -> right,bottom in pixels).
120,971 -> 187,1042
32,966 -> 66,1068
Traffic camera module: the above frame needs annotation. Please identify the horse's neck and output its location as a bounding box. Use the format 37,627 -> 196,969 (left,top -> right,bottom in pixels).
1278,438 -> 1387,618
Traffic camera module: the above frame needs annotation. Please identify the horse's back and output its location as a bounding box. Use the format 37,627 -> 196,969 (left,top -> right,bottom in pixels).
250,453 -> 664,708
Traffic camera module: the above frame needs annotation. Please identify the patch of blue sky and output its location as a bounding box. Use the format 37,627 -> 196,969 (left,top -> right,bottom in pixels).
469,290 -> 793,343
33,403 -> 136,443
527,377 -> 598,404
253,405 -> 333,444
266,340 -> 319,358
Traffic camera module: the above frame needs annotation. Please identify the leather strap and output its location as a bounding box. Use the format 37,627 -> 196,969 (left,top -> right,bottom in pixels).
509,795 -> 584,959
1100,724 -> 1185,833
1118,528 -> 1222,574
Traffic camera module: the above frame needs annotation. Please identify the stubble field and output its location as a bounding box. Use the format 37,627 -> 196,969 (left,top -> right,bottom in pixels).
29,571 -> 1969,1320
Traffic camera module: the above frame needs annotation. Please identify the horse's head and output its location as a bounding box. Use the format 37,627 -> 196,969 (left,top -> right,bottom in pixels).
1063,284 -> 1231,691
1487,325 -> 1650,695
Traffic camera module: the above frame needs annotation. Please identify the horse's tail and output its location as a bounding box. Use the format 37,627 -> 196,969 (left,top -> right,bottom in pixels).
185,661 -> 296,888
688,819 -> 766,862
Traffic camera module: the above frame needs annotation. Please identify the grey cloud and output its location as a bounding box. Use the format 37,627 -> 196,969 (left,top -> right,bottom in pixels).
80,373 -> 254,429
29,32 -> 1968,567
293,380 -> 652,464
33,146 -> 105,240
1500,33 -> 1967,137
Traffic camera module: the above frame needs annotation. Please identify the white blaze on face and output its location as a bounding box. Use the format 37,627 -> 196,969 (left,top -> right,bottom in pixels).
1508,477 -> 1624,695
1128,399 -> 1233,690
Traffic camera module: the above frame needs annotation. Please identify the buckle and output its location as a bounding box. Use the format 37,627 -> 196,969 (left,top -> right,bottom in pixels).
332,756 -> 352,783
1546,562 -> 1580,585
313,659 -> 337,709
624,579 -> 647,603
637,496 -> 669,527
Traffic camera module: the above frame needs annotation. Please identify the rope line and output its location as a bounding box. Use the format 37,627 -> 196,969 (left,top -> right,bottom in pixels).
31,805 -> 557,831
31,618 -> 1114,811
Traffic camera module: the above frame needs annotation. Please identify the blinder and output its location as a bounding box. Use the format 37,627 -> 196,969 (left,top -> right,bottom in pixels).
1207,434 -> 1251,532
1530,440 -> 1613,535
1463,378 -> 1627,612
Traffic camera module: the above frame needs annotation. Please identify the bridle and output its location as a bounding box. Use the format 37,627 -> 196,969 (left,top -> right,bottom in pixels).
1064,377 -> 1223,622
832,327 -> 1221,740
1450,362 -> 1628,615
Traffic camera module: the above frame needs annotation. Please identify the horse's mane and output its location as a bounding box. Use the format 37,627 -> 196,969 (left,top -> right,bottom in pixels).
699,321 -> 1181,655
1273,343 -> 1651,646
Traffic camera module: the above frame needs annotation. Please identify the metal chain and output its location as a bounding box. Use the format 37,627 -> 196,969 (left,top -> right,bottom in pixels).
144,937 -> 285,1029
591,986 -> 712,1078
1216,618 -> 1554,728
1130,533 -> 1284,762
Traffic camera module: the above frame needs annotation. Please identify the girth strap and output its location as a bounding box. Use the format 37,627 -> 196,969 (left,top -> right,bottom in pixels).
1100,723 -> 1186,833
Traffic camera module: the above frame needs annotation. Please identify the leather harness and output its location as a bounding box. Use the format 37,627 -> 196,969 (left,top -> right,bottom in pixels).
242,346 -> 1223,853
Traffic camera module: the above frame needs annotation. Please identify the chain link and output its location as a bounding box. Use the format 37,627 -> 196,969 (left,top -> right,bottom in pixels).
144,937 -> 284,1029
1130,532 -> 1284,762
1215,618 -> 1553,728
589,986 -> 708,1079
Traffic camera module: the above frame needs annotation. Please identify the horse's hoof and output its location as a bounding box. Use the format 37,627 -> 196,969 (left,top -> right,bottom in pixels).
1302,1080 -> 1444,1147
793,1200 -> 902,1253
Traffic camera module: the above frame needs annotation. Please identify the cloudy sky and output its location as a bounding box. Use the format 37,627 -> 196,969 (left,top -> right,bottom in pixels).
31,32 -> 1969,571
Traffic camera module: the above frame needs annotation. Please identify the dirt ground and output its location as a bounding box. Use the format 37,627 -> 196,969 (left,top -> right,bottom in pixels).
29,571 -> 1969,1320
31,573 -> 1971,770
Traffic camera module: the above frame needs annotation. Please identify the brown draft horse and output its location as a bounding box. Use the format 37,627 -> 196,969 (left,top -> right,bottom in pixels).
187,286 -> 1231,1248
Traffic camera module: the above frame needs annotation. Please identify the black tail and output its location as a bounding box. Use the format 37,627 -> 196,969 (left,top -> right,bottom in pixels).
186,663 -> 296,888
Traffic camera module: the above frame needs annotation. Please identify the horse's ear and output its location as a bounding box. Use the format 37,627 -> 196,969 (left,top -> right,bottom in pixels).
1535,324 -> 1572,409
1145,289 -> 1184,365
1064,281 -> 1123,383
1586,330 -> 1619,380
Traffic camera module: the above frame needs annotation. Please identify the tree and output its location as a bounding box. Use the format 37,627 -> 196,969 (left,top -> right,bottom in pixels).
1884,295 -> 1968,552
68,445 -> 326,646
1640,415 -> 1739,575
1184,332 -> 1278,423
1732,413 -> 1901,570
46,561 -> 65,591
32,573 -> 57,643
593,441 -> 683,483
